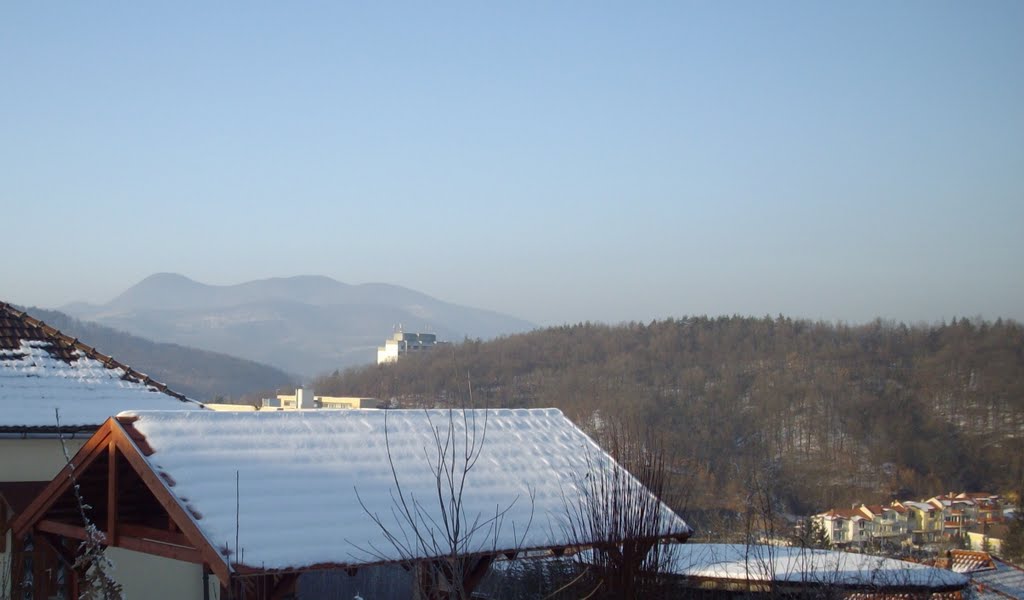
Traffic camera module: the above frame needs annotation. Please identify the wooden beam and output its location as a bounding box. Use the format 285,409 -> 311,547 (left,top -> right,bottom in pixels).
111,421 -> 233,585
268,573 -> 299,600
107,439 -> 119,546
114,536 -> 203,565
11,424 -> 113,536
36,519 -> 204,564
38,519 -> 89,541
119,523 -> 192,547
116,536 -> 203,564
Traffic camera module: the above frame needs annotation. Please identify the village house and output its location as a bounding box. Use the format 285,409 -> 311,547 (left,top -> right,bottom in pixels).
857,504 -> 908,542
811,493 -> 1007,552
814,508 -> 874,547
0,301 -> 207,599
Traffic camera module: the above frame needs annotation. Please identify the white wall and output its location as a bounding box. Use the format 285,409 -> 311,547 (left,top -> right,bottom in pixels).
105,547 -> 219,600
2,437 -> 87,598
0,438 -> 88,483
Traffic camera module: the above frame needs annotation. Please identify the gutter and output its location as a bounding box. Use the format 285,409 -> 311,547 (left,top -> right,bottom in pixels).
0,431 -> 94,440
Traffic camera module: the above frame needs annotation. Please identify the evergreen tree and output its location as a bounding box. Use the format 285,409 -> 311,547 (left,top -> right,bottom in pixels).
791,518 -> 832,550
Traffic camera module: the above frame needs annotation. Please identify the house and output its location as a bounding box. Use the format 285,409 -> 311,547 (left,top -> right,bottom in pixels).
667,543 -> 968,597
856,504 -> 908,542
377,330 -> 438,364
813,508 -> 873,547
928,494 -> 980,537
0,301 -> 205,599
13,408 -> 692,599
956,492 -> 1005,525
812,493 -> 1008,552
896,501 -> 946,545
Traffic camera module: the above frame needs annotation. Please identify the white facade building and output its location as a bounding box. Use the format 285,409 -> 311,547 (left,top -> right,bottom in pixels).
377,331 -> 438,364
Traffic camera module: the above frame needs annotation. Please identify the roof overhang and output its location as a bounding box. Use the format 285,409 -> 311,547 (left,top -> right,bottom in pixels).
12,414 -> 691,591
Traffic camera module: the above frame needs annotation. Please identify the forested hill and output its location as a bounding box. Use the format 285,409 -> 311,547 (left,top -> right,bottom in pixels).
24,307 -> 295,401
316,316 -> 1024,514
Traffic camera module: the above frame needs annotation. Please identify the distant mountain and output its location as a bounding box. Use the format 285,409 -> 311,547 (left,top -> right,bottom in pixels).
23,307 -> 295,402
61,274 -> 536,377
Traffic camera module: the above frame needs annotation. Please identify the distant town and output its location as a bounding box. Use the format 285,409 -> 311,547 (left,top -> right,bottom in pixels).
811,492 -> 1010,553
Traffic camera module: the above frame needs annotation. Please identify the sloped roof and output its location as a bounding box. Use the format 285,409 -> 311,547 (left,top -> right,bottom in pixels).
971,557 -> 1024,599
948,550 -> 997,574
903,501 -> 937,513
0,302 -> 202,430
669,544 -> 967,591
117,408 -> 691,572
820,508 -> 863,520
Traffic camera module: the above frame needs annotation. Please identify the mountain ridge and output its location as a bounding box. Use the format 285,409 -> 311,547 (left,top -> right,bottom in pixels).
60,273 -> 536,376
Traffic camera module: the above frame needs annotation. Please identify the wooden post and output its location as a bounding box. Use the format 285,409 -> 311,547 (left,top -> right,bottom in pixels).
107,439 -> 119,546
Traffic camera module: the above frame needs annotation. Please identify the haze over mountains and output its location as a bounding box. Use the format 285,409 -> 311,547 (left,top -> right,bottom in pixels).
61,273 -> 536,377
22,307 -> 294,401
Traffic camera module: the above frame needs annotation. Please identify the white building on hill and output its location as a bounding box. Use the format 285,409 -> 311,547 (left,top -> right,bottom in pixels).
377,330 -> 439,364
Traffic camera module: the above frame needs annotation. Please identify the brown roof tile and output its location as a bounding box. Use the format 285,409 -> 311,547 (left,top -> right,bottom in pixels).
0,302 -> 189,402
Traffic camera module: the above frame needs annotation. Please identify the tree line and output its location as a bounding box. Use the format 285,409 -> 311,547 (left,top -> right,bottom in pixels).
314,316 -> 1024,518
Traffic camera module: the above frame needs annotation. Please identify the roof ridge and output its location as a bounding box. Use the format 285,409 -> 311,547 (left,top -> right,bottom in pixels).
1,301 -> 196,405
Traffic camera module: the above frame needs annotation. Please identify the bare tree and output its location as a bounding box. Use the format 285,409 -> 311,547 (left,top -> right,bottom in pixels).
54,409 -> 123,600
562,418 -> 687,599
353,390 -> 534,600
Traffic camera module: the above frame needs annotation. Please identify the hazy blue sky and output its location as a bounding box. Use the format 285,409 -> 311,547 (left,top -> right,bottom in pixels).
2,2 -> 1022,326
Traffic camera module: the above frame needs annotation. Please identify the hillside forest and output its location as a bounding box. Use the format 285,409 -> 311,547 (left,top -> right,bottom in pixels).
315,316 -> 1024,522
24,307 -> 295,401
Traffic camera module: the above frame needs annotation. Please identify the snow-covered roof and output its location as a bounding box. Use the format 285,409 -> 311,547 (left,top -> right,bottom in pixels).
0,302 -> 202,430
668,544 -> 968,591
948,550 -> 997,574
970,557 -> 1024,599
119,408 -> 691,571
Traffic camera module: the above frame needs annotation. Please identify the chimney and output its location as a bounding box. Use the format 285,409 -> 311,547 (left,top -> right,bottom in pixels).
296,388 -> 314,410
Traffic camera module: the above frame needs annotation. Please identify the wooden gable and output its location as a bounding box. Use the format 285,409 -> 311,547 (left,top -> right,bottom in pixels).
11,417 -> 231,585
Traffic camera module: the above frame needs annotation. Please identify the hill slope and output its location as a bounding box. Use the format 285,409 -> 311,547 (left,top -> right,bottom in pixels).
61,273 -> 536,376
25,307 -> 295,402
315,316 -> 1024,514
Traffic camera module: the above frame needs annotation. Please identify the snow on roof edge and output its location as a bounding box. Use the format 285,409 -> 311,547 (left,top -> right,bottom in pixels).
118,408 -> 691,571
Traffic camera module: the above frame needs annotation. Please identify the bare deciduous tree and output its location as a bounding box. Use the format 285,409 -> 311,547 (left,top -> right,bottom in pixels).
562,418 -> 686,599
353,392 -> 534,600
55,409 -> 123,600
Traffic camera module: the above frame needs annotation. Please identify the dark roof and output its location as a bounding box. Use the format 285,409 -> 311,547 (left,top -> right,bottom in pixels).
0,301 -> 200,431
